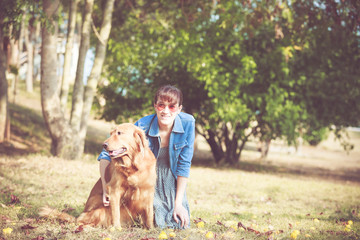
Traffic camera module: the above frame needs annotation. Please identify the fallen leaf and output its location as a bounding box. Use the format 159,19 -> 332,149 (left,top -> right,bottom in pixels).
216,220 -> 224,226
290,230 -> 300,239
2,227 -> 13,234
247,227 -> 260,234
205,231 -> 214,239
158,231 -> 168,239
31,236 -> 44,240
196,221 -> 205,228
21,224 -> 37,230
74,225 -> 84,233
11,194 -> 20,204
238,221 -> 247,230
62,207 -> 75,213
193,217 -> 205,223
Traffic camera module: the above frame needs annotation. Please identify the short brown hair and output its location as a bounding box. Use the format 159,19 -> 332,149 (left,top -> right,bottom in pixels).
154,85 -> 183,106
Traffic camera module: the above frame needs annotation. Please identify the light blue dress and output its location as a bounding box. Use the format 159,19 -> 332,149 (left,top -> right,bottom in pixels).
154,147 -> 190,229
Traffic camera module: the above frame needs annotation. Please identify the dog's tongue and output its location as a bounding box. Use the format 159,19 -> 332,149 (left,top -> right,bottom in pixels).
109,148 -> 126,157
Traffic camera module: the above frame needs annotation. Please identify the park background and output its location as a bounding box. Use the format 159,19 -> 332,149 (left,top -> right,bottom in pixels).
0,0 -> 359,239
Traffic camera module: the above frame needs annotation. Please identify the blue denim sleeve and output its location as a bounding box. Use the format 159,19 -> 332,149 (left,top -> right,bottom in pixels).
97,148 -> 111,161
176,119 -> 195,178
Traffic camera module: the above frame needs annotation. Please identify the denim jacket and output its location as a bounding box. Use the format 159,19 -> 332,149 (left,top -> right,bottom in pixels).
97,112 -> 195,178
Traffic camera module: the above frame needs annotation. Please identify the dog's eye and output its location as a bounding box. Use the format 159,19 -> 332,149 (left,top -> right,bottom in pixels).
117,131 -> 122,135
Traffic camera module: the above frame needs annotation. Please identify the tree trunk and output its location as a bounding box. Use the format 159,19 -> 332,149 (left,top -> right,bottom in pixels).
204,129 -> 224,163
41,0 -> 75,158
60,0 -> 80,113
0,24 -> 9,142
24,21 -> 34,93
77,0 -> 115,158
70,0 -> 94,131
8,24 -> 18,91
33,20 -> 41,81
259,139 -> 271,160
12,13 -> 25,103
204,125 -> 249,165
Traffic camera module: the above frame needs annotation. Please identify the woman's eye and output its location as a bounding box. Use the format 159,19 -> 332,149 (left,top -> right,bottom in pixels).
169,105 -> 176,110
158,104 -> 165,108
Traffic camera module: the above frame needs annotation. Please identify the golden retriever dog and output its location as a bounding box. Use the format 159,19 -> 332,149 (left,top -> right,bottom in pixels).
40,123 -> 156,229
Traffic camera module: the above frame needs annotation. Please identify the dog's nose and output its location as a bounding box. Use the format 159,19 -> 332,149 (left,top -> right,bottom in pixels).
103,142 -> 108,150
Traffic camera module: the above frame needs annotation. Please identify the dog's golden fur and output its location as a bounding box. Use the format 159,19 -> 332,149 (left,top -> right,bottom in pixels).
40,123 -> 156,228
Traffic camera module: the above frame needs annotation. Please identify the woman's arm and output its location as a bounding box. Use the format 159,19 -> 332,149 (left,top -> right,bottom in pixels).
173,176 -> 189,228
99,159 -> 110,206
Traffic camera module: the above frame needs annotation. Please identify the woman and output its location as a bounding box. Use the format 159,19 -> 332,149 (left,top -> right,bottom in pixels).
97,85 -> 195,229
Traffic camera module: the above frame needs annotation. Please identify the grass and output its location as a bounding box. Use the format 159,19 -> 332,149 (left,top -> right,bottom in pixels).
0,155 -> 359,240
0,157 -> 360,239
1,83 -> 360,239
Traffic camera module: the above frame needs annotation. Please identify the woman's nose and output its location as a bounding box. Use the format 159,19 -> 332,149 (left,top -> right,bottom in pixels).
163,106 -> 170,113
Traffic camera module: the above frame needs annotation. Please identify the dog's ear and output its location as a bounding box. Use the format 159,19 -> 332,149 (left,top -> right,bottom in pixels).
134,127 -> 147,158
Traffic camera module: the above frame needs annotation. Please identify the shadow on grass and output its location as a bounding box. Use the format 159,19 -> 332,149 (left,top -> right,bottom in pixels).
0,103 -> 105,157
192,150 -> 360,183
0,103 -> 50,156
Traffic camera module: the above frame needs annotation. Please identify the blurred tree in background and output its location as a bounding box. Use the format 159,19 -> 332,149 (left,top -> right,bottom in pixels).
97,0 -> 359,164
1,0 -> 359,162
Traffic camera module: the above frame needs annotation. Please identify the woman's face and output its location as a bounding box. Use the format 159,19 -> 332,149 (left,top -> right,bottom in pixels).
154,100 -> 182,128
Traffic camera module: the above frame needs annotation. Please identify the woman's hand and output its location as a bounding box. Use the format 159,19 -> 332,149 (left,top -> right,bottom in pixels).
173,203 -> 189,228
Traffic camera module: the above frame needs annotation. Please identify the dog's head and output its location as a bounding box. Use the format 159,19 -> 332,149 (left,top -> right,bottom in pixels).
102,123 -> 148,168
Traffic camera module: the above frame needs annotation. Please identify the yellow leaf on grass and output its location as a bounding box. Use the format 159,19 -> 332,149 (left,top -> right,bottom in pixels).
196,221 -> 205,228
205,231 -> 214,239
169,231 -> 176,237
3,228 -> 13,234
224,221 -> 238,231
158,230 -> 168,239
290,230 -> 300,239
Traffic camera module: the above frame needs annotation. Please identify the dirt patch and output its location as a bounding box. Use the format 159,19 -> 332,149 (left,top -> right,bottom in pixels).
193,132 -> 360,183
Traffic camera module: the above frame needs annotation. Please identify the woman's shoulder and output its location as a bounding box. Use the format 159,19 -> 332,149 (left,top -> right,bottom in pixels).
178,112 -> 195,123
134,114 -> 156,130
136,114 -> 156,123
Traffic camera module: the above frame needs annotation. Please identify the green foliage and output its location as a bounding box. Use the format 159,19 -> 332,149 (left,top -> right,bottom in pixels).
290,0 -> 360,128
97,0 -> 360,164
303,126 -> 329,146
0,0 -> 42,38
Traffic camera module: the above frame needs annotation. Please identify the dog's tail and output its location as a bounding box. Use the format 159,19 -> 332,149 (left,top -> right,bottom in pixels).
39,206 -> 76,223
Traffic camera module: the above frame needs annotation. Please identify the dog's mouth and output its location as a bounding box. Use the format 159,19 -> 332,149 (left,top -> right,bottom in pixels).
108,147 -> 127,158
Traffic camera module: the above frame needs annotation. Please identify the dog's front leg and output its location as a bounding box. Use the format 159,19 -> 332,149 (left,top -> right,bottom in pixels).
107,183 -> 123,227
142,190 -> 154,229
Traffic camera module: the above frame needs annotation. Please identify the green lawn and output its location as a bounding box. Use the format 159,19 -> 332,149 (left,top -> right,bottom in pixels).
0,154 -> 359,240
1,85 -> 359,239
